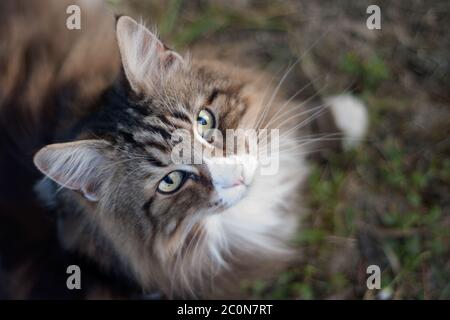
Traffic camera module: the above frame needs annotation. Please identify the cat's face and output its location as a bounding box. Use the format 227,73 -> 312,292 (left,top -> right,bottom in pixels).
107,17 -> 262,225
100,54 -> 262,233
33,17 -> 281,293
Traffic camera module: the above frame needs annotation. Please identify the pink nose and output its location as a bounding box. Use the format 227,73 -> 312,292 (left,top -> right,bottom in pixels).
231,176 -> 244,187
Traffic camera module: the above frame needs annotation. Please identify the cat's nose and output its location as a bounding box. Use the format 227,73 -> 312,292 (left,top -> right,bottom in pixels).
219,164 -> 244,189
205,156 -> 256,189
229,175 -> 244,188
206,159 -> 244,189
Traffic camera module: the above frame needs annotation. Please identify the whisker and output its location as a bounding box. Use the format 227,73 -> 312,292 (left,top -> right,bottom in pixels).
261,82 -> 329,131
256,24 -> 333,130
262,75 -> 323,129
258,132 -> 344,155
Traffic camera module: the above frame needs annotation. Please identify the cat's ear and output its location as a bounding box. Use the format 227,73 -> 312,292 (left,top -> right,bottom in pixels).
116,16 -> 183,93
33,140 -> 112,202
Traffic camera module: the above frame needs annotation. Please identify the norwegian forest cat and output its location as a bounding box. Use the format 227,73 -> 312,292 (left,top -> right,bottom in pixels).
0,0 -> 367,299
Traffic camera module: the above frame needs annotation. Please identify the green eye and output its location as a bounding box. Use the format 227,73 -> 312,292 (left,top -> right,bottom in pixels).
157,171 -> 186,194
197,109 -> 216,137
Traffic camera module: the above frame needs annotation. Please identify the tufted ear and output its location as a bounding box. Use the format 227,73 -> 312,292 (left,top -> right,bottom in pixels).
116,16 -> 183,93
33,140 -> 112,202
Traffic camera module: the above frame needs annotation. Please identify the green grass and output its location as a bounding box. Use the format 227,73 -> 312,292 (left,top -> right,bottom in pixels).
169,4 -> 288,47
340,53 -> 390,91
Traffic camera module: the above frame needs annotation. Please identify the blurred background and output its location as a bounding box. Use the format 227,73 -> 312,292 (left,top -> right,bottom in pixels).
110,0 -> 450,299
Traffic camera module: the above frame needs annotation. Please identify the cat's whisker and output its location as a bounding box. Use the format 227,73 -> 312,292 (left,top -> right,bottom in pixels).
277,82 -> 357,142
259,103 -> 327,143
246,63 -> 278,129
265,133 -> 344,149
261,82 -> 329,131
281,137 -> 344,151
259,127 -> 339,151
254,60 -> 302,130
251,73 -> 279,129
276,104 -> 329,141
257,25 -> 333,130
261,75 -> 323,130
273,136 -> 366,157
257,133 -> 344,156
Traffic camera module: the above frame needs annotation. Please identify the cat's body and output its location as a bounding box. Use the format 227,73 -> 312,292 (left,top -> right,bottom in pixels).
0,0 -> 367,299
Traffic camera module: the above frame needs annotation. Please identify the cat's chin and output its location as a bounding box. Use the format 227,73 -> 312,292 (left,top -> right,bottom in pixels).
216,184 -> 249,210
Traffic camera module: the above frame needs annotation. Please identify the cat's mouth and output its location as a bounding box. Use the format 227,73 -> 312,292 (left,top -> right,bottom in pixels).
206,154 -> 258,211
215,182 -> 250,210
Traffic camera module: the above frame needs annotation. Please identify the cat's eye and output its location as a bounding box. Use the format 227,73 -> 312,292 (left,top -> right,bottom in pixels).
196,109 -> 216,138
157,171 -> 186,194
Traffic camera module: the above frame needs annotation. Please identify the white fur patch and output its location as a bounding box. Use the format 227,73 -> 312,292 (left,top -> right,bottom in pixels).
205,155 -> 258,208
204,151 -> 307,268
326,94 -> 369,149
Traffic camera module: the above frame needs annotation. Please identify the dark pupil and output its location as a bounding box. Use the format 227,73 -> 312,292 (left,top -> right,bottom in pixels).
164,176 -> 174,184
197,117 -> 207,126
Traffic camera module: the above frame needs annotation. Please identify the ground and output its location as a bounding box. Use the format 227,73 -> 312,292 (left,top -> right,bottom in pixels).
114,0 -> 449,299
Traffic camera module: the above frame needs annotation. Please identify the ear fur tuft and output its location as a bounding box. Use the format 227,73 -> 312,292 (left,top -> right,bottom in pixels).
116,16 -> 183,93
33,140 -> 112,202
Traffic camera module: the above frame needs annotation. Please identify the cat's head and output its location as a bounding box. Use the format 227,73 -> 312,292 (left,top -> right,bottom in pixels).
33,16 -> 294,297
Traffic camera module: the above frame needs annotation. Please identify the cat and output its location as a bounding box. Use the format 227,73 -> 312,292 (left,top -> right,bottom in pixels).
0,0 -> 367,299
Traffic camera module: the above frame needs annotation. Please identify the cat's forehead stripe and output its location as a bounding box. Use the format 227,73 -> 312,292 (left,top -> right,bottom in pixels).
170,110 -> 192,123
